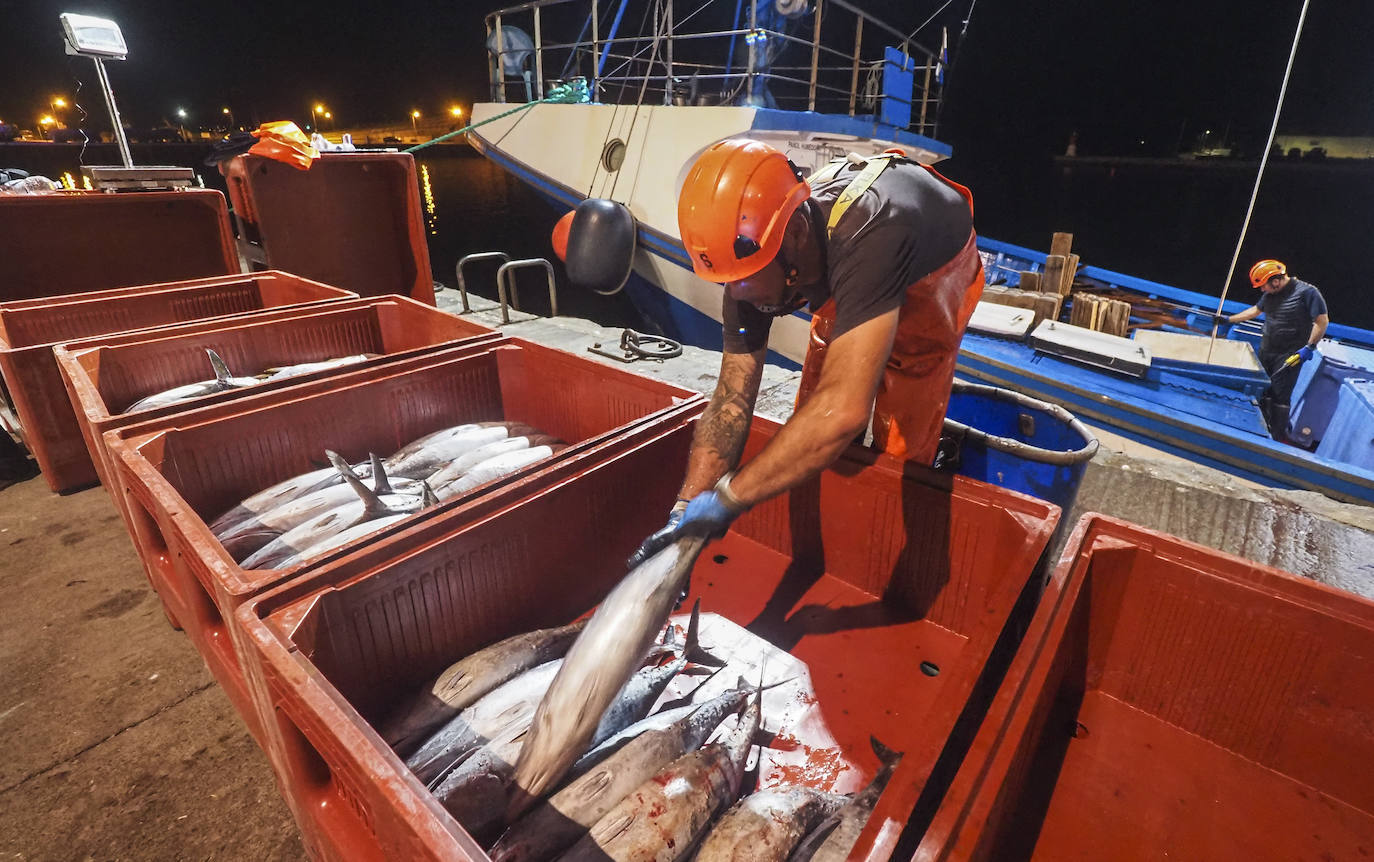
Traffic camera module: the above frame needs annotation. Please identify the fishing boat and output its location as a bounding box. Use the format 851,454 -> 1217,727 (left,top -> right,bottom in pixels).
467,0 -> 1374,504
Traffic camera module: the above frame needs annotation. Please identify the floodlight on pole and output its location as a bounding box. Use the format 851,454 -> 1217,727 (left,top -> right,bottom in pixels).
59,12 -> 132,167
411,109 -> 420,134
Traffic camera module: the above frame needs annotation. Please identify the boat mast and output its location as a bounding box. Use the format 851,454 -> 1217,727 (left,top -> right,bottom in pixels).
1208,0 -> 1312,361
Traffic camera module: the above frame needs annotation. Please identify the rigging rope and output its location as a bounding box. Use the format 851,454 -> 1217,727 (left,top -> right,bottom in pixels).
403,79 -> 589,154
1207,0 -> 1311,363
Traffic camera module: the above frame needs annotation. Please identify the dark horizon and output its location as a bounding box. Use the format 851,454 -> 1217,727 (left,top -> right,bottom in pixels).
2,0 -> 1371,158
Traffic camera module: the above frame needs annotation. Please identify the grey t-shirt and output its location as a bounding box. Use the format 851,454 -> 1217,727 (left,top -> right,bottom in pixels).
722,159 -> 974,353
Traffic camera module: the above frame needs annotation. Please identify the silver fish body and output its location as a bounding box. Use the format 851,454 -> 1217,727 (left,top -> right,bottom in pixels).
215,473 -> 423,560
237,493 -> 425,569
787,738 -> 903,862
557,689 -> 760,862
124,349 -> 257,413
406,660 -> 564,787
425,436 -> 541,489
509,537 -> 706,819
434,444 -> 558,501
259,354 -> 372,381
386,425 -> 528,480
694,787 -> 847,862
208,460 -> 371,533
491,684 -> 756,862
381,620 -> 586,757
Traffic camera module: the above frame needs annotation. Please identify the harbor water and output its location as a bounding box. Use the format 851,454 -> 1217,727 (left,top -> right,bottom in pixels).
3,141 -> 1373,328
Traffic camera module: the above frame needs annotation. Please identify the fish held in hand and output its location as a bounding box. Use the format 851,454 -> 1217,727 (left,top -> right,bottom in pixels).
507,536 -> 707,821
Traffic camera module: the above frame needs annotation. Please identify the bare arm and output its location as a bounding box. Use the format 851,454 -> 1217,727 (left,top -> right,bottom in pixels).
1229,305 -> 1262,323
728,309 -> 899,507
679,346 -> 767,500
1308,313 -> 1329,346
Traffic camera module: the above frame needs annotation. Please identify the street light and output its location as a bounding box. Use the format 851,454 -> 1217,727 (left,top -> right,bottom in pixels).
39,115 -> 55,140
449,105 -> 463,118
176,107 -> 188,140
411,109 -> 420,135
50,96 -> 67,121
221,106 -> 234,129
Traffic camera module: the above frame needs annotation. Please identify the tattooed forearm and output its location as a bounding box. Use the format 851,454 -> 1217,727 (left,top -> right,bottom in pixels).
679,349 -> 765,498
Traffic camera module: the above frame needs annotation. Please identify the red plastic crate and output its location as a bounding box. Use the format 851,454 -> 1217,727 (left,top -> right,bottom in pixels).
234,413 -> 1061,862
56,296 -> 497,517
225,153 -> 436,304
0,189 -> 237,302
0,271 -> 355,492
105,340 -> 702,746
914,514 -> 1374,861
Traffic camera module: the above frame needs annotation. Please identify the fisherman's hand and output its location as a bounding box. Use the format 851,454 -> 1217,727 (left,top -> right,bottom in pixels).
1210,313 -> 1232,334
1294,345 -> 1315,363
675,473 -> 750,542
627,499 -> 690,570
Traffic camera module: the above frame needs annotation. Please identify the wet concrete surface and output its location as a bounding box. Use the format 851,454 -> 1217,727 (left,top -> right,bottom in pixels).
0,472 -> 302,860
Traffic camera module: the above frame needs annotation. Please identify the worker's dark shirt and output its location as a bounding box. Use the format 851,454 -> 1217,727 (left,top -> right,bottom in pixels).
722,159 -> 974,354
1257,278 -> 1328,360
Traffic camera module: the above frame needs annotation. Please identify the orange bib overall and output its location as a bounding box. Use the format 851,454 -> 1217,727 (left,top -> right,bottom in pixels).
795,164 -> 984,464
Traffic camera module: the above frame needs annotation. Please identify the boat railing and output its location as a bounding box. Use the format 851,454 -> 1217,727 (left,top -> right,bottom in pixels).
483,0 -> 946,138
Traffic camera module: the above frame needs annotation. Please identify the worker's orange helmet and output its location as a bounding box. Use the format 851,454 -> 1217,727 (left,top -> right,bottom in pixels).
1249,259 -> 1286,288
678,138 -> 810,283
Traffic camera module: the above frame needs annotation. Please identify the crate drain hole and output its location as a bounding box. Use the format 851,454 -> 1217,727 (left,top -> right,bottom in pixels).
920,661 -> 940,677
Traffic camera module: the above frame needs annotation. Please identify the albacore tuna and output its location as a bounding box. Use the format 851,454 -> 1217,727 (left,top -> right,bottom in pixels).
557,677 -> 762,862
124,349 -> 259,413
508,536 -> 707,819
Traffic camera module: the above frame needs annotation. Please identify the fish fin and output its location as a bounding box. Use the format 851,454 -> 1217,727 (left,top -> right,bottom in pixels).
368,453 -> 394,495
207,348 -> 235,384
422,481 -> 440,508
660,664 -> 726,712
327,450 -> 394,518
870,735 -> 903,766
683,599 -> 726,668
753,727 -> 784,748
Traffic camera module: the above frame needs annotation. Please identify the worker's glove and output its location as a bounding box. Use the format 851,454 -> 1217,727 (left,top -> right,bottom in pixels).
625,474 -> 751,569
626,499 -> 690,570
1209,313 -> 1232,336
1293,345 -> 1315,364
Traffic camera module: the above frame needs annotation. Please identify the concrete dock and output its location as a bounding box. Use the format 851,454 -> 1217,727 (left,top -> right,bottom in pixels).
2,287 -> 1371,860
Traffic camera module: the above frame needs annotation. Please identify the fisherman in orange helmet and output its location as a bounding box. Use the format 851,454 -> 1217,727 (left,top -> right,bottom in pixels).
1220,259 -> 1329,442
630,138 -> 983,565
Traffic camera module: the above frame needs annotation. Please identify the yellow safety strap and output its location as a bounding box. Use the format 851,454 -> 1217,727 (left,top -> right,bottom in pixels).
806,154 -> 899,239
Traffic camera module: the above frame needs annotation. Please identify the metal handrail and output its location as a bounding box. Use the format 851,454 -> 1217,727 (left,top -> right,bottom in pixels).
455,251 -> 511,313
483,0 -> 946,136
496,258 -> 559,325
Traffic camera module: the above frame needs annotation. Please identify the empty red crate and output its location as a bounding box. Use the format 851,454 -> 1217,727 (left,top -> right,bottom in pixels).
0,270 -> 355,492
914,514 -> 1374,861
224,153 -> 435,304
105,340 -> 702,745
55,295 -> 497,516
0,189 -> 237,302
234,413 -> 1060,862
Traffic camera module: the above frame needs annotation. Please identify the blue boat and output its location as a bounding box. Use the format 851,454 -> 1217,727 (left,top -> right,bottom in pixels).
467,0 -> 1374,505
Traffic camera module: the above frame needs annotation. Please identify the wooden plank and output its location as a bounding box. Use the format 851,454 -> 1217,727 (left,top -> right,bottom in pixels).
1043,254 -> 1067,297
1062,252 -> 1080,296
1050,231 -> 1074,260
1019,270 -> 1040,292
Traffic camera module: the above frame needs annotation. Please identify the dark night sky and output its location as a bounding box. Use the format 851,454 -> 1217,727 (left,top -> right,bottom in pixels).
2,0 -> 1371,156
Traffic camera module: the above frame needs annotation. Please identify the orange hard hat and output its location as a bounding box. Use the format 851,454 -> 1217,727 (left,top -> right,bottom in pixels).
677,138 -> 810,283
551,210 -> 575,262
1249,259 -> 1286,288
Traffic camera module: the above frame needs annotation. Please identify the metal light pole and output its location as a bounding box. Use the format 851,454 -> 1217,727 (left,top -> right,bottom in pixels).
411,109 -> 420,135
222,106 -> 234,130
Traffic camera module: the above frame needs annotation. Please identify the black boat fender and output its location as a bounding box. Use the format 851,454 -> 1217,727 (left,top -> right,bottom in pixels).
560,198 -> 637,296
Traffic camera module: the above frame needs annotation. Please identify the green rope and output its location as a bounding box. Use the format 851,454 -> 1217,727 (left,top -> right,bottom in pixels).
404,78 -> 590,154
